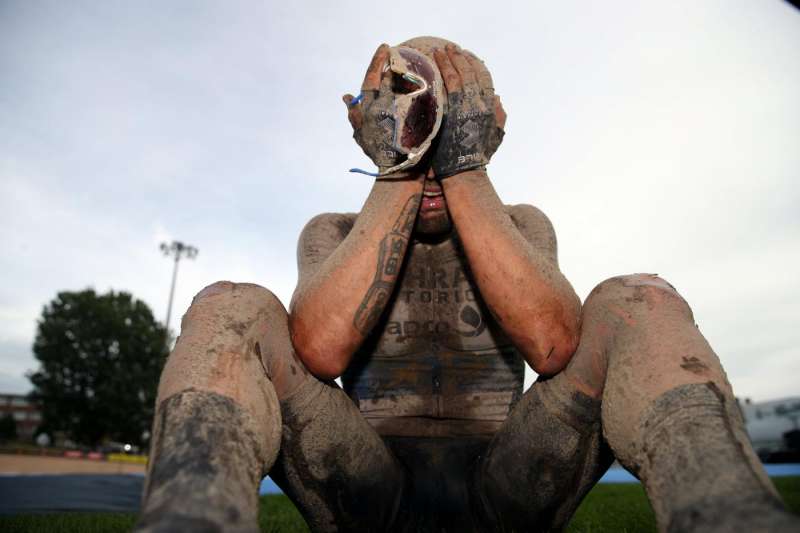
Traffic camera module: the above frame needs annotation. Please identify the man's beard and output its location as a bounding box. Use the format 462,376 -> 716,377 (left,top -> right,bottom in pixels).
414,209 -> 452,237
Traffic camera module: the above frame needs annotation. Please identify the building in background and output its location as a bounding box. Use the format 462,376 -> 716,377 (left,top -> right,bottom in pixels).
0,393 -> 42,441
739,396 -> 800,462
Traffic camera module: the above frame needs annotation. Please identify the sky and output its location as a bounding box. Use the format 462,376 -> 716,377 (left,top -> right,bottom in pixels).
1,1 -> 798,401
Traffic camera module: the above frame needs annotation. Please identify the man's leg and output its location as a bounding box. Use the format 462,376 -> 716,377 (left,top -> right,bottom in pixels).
575,274 -> 794,531
479,274 -> 796,532
136,281 -> 407,533
268,361 -> 408,532
135,281 -> 284,532
474,357 -> 613,531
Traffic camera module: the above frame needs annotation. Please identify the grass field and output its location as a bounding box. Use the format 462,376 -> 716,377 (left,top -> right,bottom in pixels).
1,477 -> 798,532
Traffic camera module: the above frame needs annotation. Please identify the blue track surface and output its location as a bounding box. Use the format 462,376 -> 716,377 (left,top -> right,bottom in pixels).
2,464 -> 798,513
0,474 -> 143,513
599,463 -> 800,483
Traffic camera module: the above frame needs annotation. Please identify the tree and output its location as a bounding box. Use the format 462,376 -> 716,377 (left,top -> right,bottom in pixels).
29,289 -> 169,447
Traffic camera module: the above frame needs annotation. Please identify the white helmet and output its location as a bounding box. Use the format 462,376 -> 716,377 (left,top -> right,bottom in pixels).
379,45 -> 446,176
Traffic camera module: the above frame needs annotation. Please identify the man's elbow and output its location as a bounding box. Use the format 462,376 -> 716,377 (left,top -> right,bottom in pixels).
299,350 -> 349,381
532,335 -> 579,377
288,315 -> 352,380
519,319 -> 580,377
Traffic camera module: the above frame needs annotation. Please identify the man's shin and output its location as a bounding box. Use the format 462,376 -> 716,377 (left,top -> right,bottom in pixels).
135,389 -> 280,533
134,282 -> 285,532
593,277 -> 795,531
610,382 -> 791,532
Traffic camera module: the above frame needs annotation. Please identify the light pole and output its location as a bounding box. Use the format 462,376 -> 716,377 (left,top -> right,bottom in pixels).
160,240 -> 198,335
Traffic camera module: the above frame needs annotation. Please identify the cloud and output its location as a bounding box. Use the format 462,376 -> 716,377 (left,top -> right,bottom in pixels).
0,339 -> 36,394
1,0 -> 798,403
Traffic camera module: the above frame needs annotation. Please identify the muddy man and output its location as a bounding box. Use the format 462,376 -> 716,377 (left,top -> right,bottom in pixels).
135,37 -> 797,532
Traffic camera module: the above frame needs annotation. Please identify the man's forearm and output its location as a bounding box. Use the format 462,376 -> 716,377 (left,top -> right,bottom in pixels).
441,170 -> 580,375
289,177 -> 423,379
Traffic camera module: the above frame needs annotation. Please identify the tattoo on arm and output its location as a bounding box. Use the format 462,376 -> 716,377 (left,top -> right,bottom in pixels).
353,194 -> 421,335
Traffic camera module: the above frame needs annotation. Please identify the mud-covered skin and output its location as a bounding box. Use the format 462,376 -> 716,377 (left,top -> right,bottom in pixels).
135,390 -> 268,533
136,282 -> 283,532
140,36 -> 796,532
140,229 -> 799,531
477,377 -> 613,532
269,374 -> 406,533
353,194 -> 419,336
288,212 -> 796,531
638,384 -> 795,533
560,274 -> 797,532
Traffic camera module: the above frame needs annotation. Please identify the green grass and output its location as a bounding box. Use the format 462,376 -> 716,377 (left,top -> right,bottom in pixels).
1,478 -> 797,532
567,477 -> 800,532
0,512 -> 139,533
257,495 -> 310,533
567,483 -> 658,533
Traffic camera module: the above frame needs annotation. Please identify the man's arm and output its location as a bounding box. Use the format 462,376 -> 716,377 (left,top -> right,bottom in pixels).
432,44 -> 579,375
289,178 -> 423,379
442,172 -> 581,376
289,43 -> 426,380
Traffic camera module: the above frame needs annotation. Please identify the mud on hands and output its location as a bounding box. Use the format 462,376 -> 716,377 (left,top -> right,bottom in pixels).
343,45 -> 399,173
432,45 -> 505,179
345,44 -> 445,177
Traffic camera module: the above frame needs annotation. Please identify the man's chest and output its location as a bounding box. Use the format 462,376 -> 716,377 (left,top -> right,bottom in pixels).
344,238 -> 525,433
365,238 -> 509,356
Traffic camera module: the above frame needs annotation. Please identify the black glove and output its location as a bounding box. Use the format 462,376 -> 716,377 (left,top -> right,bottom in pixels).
343,44 -> 405,175
432,45 -> 505,178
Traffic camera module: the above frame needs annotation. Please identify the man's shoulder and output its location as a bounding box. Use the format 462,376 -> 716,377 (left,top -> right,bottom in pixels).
299,212 -> 358,245
503,203 -> 553,231
503,204 -> 558,258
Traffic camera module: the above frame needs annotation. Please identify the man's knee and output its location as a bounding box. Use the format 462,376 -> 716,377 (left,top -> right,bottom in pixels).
194,280 -> 280,303
194,280 -> 298,363
186,280 -> 287,333
565,274 -> 696,396
153,282 -> 287,472
185,281 -> 288,356
160,281 -> 294,400
584,273 -> 693,324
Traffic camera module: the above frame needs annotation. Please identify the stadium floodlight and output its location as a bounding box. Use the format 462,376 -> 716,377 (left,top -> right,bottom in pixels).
160,240 -> 199,337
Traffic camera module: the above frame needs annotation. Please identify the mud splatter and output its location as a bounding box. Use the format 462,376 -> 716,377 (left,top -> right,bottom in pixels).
680,355 -> 709,375
224,320 -> 248,337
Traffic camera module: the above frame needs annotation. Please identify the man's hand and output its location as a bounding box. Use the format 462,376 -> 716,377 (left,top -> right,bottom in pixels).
433,46 -> 579,374
431,45 -> 506,178
343,44 -> 405,174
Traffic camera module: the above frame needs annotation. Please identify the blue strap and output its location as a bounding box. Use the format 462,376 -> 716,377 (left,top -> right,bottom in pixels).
349,168 -> 380,177
347,93 -> 364,107
348,92 -> 377,177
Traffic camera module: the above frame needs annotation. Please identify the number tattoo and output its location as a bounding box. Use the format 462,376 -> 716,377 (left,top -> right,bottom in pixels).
353,194 -> 421,335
